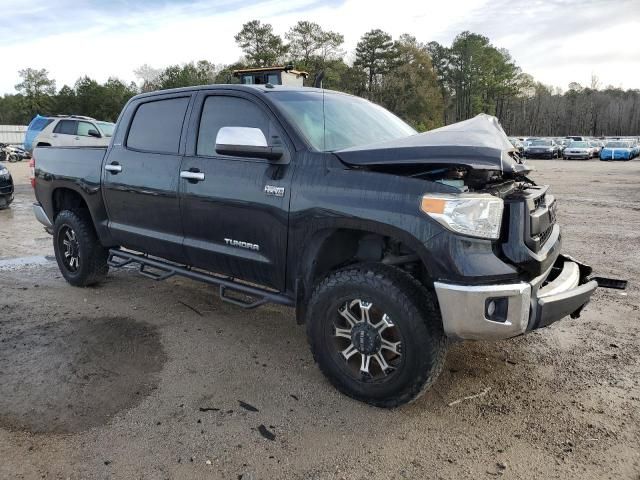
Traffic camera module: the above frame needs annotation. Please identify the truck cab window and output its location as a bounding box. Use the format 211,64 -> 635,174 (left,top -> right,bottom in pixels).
197,96 -> 270,157
127,97 -> 189,154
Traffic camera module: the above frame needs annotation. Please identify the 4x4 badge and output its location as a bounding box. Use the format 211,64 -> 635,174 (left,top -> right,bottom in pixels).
264,185 -> 285,197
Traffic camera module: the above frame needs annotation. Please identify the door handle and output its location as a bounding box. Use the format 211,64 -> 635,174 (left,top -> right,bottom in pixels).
180,170 -> 205,181
104,164 -> 122,173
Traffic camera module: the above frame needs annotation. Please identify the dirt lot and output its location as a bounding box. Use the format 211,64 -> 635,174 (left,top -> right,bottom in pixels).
0,160 -> 638,479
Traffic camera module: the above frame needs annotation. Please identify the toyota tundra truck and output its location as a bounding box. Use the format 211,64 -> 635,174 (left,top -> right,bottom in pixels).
32,85 -> 621,407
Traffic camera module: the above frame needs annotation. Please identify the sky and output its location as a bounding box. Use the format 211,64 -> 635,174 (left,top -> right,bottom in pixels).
1,0 -> 639,94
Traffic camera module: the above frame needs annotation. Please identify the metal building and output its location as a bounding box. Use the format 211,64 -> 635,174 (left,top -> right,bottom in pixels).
0,125 -> 27,146
233,65 -> 309,87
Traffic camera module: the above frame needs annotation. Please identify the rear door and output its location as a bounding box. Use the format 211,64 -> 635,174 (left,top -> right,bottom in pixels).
101,93 -> 192,263
179,91 -> 295,290
51,120 -> 78,146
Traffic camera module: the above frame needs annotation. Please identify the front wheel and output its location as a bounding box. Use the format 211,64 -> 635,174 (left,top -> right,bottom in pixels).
53,210 -> 109,286
306,264 -> 447,408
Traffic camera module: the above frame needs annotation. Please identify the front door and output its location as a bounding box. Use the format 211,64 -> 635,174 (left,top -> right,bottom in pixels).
75,120 -> 105,146
102,94 -> 191,263
179,91 -> 294,290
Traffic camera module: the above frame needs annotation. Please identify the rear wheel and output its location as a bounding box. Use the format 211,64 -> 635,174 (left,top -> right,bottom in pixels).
306,264 -> 447,408
53,210 -> 108,286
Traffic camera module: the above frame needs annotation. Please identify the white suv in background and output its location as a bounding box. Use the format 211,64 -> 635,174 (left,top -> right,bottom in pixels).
31,116 -> 115,149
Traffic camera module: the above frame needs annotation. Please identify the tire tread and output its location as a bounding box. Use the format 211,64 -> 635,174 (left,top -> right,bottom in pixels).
306,263 -> 447,408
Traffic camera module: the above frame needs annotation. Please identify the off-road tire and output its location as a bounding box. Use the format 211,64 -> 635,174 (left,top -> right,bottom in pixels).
53,209 -> 108,287
306,264 -> 447,408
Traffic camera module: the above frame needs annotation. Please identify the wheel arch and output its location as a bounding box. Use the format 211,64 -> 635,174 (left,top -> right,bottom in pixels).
52,187 -> 90,219
292,223 -> 434,324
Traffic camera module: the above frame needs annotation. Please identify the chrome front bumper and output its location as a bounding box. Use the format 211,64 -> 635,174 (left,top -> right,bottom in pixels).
434,255 -> 598,340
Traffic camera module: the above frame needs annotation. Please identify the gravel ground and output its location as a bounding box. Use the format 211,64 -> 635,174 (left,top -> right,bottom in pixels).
0,160 -> 638,479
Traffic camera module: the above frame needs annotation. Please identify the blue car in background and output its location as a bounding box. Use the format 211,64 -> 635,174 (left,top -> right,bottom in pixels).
600,141 -> 634,161
24,115 -> 55,152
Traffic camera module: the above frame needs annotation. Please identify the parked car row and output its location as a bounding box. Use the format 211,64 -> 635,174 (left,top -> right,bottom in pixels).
599,140 -> 639,161
509,135 -> 639,161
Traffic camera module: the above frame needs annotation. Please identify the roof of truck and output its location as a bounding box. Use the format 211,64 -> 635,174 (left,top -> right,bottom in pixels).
132,84 -> 341,100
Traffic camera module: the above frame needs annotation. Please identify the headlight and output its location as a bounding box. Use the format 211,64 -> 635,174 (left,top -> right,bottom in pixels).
0,167 -> 8,176
421,194 -> 504,240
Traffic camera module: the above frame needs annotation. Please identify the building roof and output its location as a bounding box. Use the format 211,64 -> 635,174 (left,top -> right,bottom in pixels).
232,66 -> 309,78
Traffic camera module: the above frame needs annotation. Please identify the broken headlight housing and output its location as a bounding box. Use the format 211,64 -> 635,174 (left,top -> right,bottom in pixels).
420,193 -> 504,240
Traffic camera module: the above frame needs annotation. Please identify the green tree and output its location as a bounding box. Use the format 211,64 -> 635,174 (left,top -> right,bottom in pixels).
0,94 -> 28,124
100,78 -> 138,121
378,35 -> 443,130
53,85 -> 77,116
155,60 -> 217,90
14,68 -> 56,117
427,32 -> 521,122
234,20 -> 288,67
285,21 -> 344,84
74,76 -> 104,118
214,62 -> 245,84
354,29 -> 396,95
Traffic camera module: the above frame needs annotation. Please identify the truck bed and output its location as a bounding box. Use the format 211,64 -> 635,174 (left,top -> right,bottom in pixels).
33,146 -> 107,225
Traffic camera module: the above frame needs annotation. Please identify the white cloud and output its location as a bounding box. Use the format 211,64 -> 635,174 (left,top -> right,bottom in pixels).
1,0 -> 638,94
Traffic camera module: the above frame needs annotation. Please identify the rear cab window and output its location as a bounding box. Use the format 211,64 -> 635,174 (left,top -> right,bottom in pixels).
126,97 -> 190,154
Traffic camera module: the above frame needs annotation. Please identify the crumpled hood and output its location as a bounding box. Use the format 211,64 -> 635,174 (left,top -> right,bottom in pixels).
335,114 -> 530,174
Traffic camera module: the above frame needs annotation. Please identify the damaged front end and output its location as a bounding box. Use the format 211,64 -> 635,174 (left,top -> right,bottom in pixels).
336,114 -> 627,340
433,254 -> 613,341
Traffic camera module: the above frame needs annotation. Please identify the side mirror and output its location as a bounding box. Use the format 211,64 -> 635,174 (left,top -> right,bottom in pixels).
215,126 -> 283,161
88,129 -> 101,138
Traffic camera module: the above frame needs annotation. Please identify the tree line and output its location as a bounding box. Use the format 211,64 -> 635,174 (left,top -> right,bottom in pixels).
0,21 -> 638,136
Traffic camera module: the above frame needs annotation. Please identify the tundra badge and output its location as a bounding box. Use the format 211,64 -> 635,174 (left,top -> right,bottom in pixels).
224,238 -> 260,251
264,185 -> 285,197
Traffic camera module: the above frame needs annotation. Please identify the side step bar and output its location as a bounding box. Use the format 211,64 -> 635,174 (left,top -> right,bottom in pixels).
107,249 -> 294,310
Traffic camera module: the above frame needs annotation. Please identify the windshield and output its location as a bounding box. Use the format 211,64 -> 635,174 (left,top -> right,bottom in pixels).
97,122 -> 115,137
569,141 -> 589,148
605,141 -> 629,148
269,91 -> 416,151
531,139 -> 551,146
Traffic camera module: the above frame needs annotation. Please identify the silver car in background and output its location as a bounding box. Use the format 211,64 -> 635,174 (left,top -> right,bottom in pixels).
563,141 -> 593,160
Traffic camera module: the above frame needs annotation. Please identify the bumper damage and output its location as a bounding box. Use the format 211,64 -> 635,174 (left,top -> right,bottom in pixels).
434,255 -> 625,340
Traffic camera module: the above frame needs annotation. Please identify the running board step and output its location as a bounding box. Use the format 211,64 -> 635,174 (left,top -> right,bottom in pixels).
107,249 -> 294,309
591,276 -> 627,290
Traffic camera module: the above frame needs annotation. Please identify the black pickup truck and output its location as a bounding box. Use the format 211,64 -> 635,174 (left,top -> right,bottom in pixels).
32,85 -> 617,407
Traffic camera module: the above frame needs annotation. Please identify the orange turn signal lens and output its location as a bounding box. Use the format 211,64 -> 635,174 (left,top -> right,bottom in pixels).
421,197 -> 446,214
